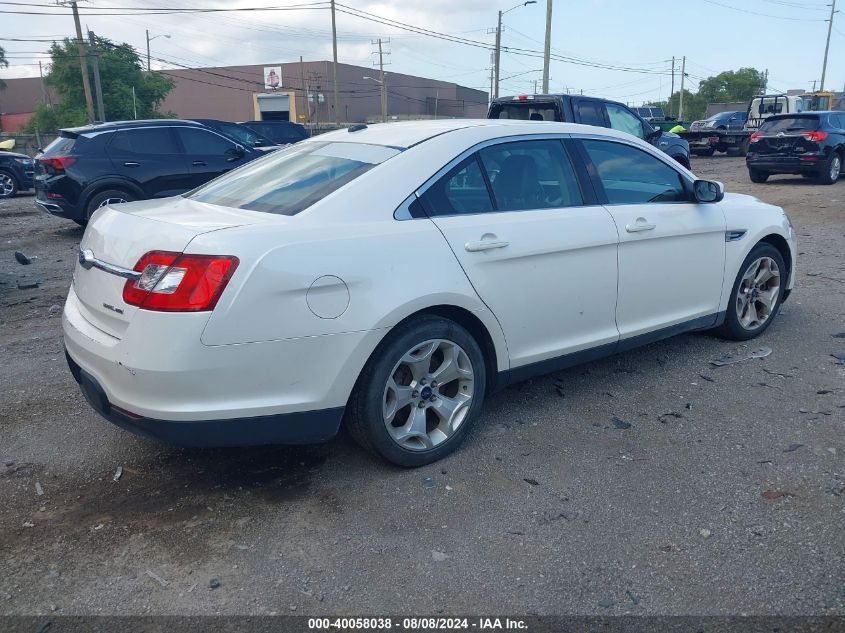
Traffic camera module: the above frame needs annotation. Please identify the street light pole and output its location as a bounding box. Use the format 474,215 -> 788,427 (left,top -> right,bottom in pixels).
494,1 -> 536,99
146,30 -> 170,72
820,0 -> 837,91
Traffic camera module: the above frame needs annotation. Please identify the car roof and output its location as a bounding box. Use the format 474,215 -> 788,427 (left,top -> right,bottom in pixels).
61,119 -> 204,134
308,119 -> 638,150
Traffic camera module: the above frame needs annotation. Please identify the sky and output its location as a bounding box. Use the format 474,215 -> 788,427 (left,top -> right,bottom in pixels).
1,0 -> 843,106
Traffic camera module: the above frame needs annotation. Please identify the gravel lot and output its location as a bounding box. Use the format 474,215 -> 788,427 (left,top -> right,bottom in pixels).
1,156 -> 843,617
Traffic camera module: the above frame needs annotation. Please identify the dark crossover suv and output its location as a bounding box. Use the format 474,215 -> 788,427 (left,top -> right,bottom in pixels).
488,93 -> 691,168
0,150 -> 35,198
746,111 -> 845,185
241,120 -> 309,145
34,119 -> 263,224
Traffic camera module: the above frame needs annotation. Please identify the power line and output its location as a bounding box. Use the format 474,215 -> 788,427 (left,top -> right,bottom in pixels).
698,0 -> 826,21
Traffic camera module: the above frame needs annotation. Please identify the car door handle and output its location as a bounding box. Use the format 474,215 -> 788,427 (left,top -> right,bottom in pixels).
123,162 -> 140,167
465,239 -> 509,252
192,161 -> 207,167
625,218 -> 656,233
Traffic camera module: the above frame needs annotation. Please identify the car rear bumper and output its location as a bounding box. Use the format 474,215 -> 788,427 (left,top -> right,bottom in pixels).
66,351 -> 343,446
746,155 -> 824,174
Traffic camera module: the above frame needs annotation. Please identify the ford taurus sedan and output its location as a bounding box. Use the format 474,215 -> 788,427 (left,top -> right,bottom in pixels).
63,120 -> 796,466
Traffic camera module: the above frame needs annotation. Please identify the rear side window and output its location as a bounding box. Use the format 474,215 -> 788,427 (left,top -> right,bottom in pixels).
479,140 -> 583,211
581,139 -> 687,204
574,100 -> 606,127
109,128 -> 180,154
188,141 -> 400,216
759,116 -> 820,134
420,156 -> 493,216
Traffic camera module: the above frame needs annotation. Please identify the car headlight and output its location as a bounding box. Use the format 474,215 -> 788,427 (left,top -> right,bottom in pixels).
705,121 -> 715,128
13,158 -> 33,166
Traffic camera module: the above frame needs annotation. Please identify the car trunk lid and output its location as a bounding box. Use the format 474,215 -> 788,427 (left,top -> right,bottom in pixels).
751,115 -> 822,157
72,197 -> 272,339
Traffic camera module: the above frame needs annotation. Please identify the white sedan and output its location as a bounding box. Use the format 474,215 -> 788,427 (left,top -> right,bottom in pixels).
63,120 -> 796,466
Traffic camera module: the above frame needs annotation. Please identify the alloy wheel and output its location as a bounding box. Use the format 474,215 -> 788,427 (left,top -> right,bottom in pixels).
735,256 -> 781,330
831,155 -> 842,181
0,173 -> 14,197
382,339 -> 475,451
98,197 -> 128,208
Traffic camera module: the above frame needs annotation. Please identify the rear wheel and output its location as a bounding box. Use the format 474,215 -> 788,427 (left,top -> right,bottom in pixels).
693,148 -> 715,157
749,169 -> 769,183
817,153 -> 842,185
716,243 -> 785,341
345,316 -> 487,467
84,188 -> 136,224
0,169 -> 18,199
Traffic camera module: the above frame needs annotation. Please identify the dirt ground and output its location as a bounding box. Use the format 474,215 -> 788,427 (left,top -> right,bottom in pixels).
0,156 -> 843,617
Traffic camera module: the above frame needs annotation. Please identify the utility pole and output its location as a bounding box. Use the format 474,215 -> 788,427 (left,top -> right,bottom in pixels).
69,1 -> 95,123
88,31 -> 105,122
489,64 -> 494,104
494,10 -> 502,99
678,55 -> 686,121
299,56 -> 308,124
330,0 -> 340,124
542,0 -> 553,93
669,56 -> 675,117
820,0 -> 837,91
372,38 -> 389,122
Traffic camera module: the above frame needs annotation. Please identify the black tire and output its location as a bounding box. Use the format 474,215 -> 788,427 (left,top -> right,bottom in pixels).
345,315 -> 487,467
693,148 -> 715,157
817,152 -> 842,185
715,243 -> 786,341
84,188 -> 136,224
0,169 -> 19,199
749,169 -> 769,183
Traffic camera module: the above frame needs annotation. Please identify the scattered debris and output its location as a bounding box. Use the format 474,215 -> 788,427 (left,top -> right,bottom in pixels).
626,590 -> 641,605
831,353 -> 845,366
35,482 -> 44,496
612,417 -> 631,429
187,583 -> 198,593
14,251 -> 37,265
658,412 -> 684,423
817,390 -> 832,395
699,528 -> 711,538
17,281 -> 39,290
208,578 -> 221,589
422,477 -> 437,489
762,490 -> 793,501
685,402 -> 693,410
92,524 -> 104,531
23,521 -> 35,528
710,346 -> 772,366
762,368 -> 793,378
47,304 -> 62,317
784,443 -> 804,453
597,597 -> 615,609
113,466 -> 123,482
445,485 -> 453,491
698,374 -> 715,383
523,478 -> 540,486
145,570 -> 168,587
431,550 -> 448,562
831,333 -> 845,339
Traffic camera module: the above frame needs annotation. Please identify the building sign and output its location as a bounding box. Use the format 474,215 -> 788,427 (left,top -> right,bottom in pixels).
263,66 -> 282,90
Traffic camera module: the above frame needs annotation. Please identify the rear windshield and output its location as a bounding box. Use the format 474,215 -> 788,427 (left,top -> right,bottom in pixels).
188,141 -> 400,216
42,135 -> 77,155
489,102 -> 560,121
759,116 -> 820,134
211,122 -> 269,148
247,123 -> 308,144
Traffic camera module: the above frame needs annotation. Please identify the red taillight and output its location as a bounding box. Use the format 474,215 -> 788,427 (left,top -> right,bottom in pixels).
122,251 -> 239,312
39,156 -> 76,170
749,133 -> 762,143
801,131 -> 828,142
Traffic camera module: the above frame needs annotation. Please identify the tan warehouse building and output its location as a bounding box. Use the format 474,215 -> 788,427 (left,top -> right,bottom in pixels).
0,60 -> 489,132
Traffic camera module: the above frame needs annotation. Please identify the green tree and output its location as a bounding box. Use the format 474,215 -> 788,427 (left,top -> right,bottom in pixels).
25,36 -> 174,131
0,46 -> 7,89
696,68 -> 766,106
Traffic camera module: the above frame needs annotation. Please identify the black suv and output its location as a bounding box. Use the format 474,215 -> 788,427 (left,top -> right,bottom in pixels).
488,94 -> 691,168
746,111 -> 844,185
34,119 -> 263,224
241,120 -> 308,146
0,149 -> 35,198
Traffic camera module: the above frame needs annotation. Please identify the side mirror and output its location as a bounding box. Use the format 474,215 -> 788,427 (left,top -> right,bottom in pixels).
226,144 -> 246,161
647,127 -> 663,141
693,179 -> 724,203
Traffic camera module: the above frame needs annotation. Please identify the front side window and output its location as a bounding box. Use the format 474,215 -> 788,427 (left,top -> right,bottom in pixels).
188,141 -> 399,216
178,128 -> 236,155
581,139 -> 687,204
420,156 -> 493,216
479,140 -> 583,211
605,104 -> 645,139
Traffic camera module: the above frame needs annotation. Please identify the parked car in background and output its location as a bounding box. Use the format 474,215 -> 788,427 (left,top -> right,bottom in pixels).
191,119 -> 277,150
240,120 -> 309,146
34,119 -> 263,225
689,111 -> 748,132
0,149 -> 35,198
63,120 -> 794,467
686,111 -> 750,156
746,111 -> 845,184
488,93 -> 691,167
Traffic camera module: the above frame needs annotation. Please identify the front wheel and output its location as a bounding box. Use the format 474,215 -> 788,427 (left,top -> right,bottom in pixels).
749,169 -> 769,183
345,316 -> 487,467
715,243 -> 786,341
817,153 -> 842,185
0,169 -> 18,199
